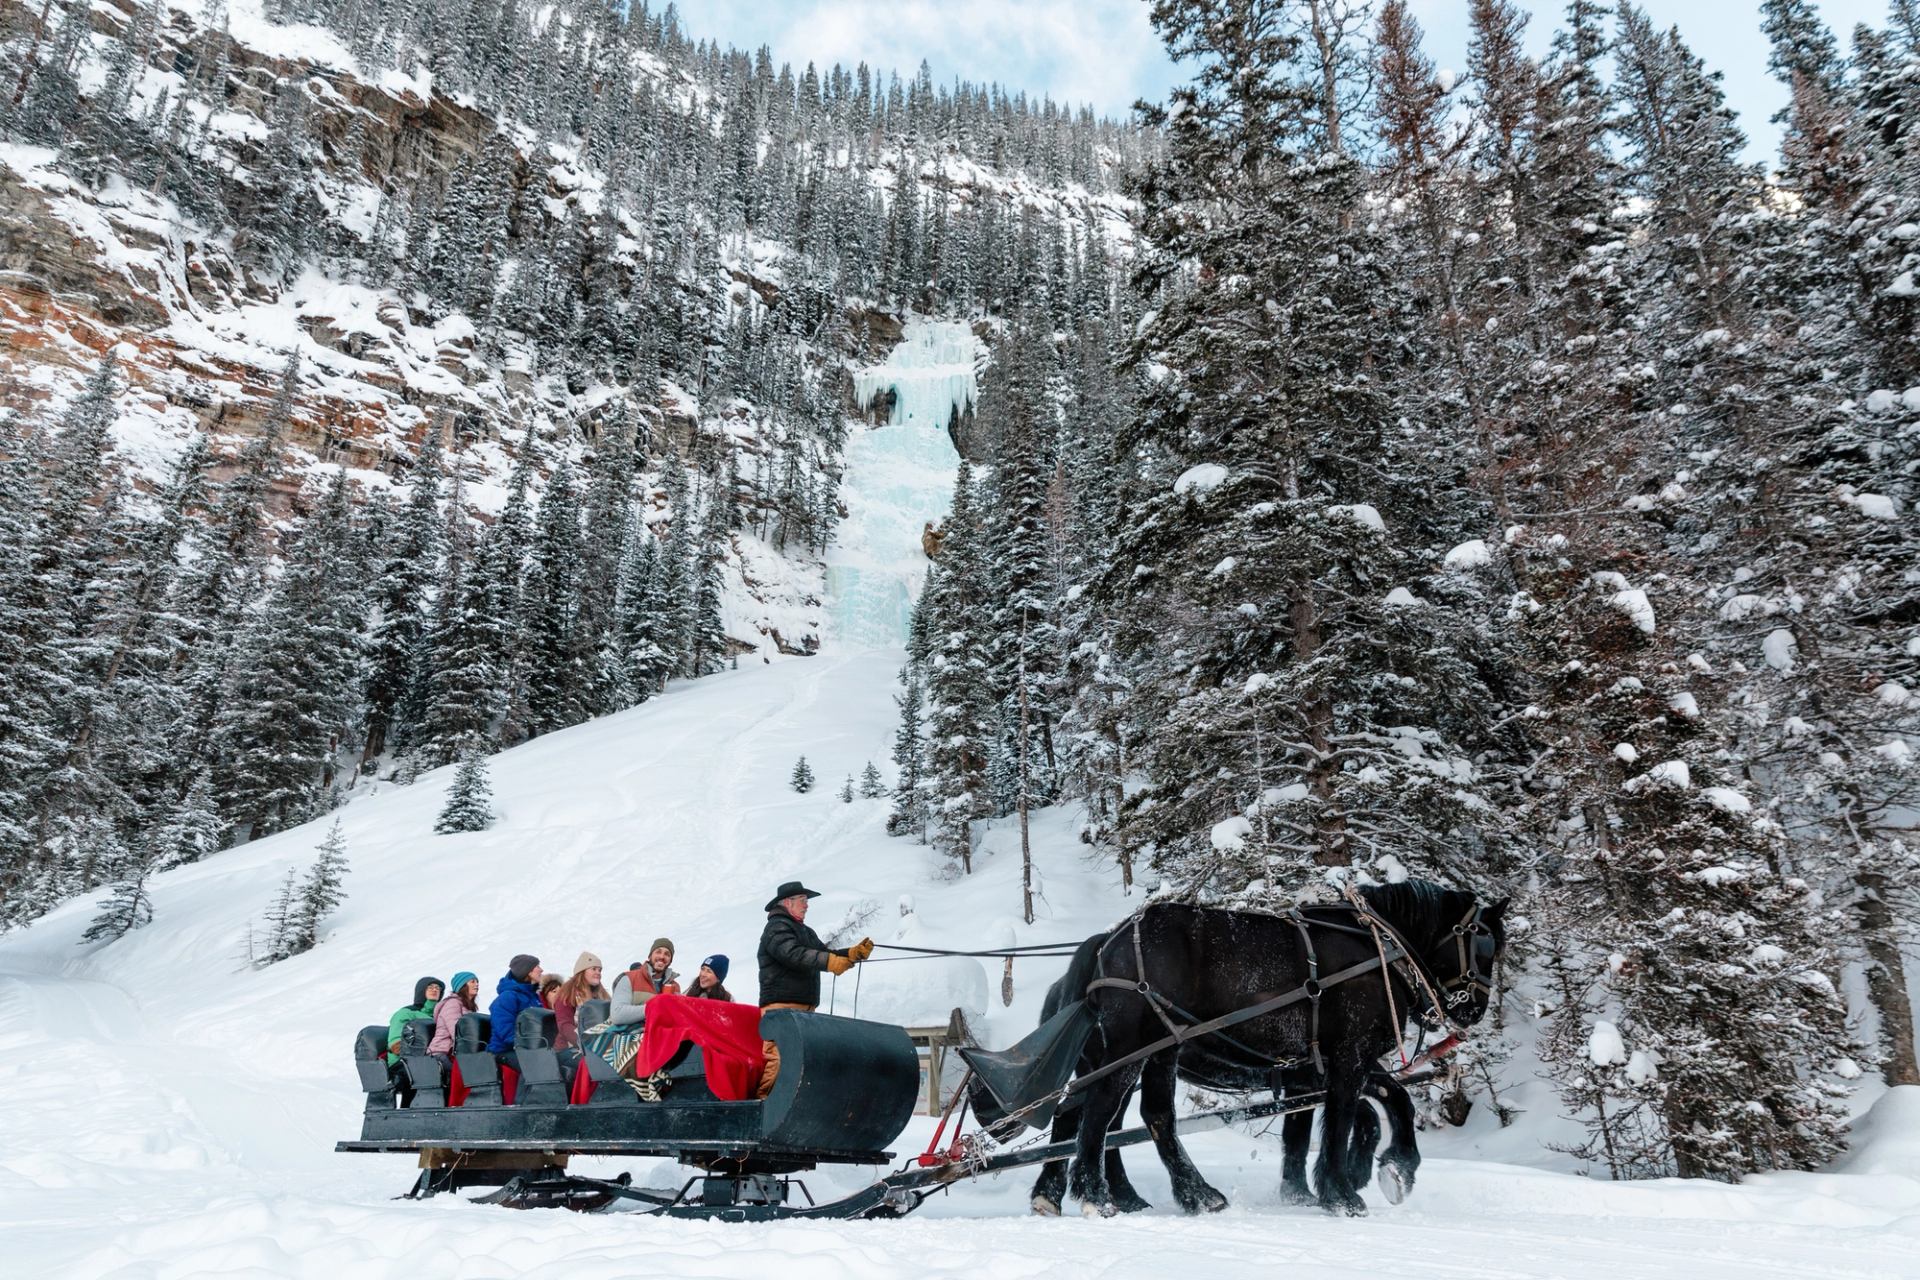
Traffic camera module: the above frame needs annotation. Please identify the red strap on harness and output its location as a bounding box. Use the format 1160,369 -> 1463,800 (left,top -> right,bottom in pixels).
448,1058 -> 470,1107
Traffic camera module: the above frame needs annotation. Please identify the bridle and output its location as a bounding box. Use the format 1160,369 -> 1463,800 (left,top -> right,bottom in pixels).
1419,902 -> 1498,1025
1343,888 -> 1500,1034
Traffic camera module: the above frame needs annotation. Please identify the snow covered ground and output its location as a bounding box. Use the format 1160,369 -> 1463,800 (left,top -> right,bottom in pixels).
2,321 -> 1916,1277
1,645 -> 1916,1278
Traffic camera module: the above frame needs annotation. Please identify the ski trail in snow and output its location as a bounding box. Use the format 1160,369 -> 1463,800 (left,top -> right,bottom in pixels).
710,651 -> 843,876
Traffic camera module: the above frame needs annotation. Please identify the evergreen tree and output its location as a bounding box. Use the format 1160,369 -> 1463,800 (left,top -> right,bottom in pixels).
212,471 -> 366,841
152,772 -> 223,871
522,458 -> 591,734
888,670 -> 928,838
859,761 -> 886,799
80,854 -> 154,944
435,751 -> 496,833
919,463 -> 995,872
1112,0 -> 1516,893
286,820 -> 350,953
417,476 -> 504,764
615,528 -> 676,702
838,774 -> 855,803
789,755 -> 816,793
363,431 -> 445,762
258,865 -> 301,965
687,475 -> 732,677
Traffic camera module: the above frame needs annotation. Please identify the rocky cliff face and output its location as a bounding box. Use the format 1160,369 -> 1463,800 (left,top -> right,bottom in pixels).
0,0 -> 1136,653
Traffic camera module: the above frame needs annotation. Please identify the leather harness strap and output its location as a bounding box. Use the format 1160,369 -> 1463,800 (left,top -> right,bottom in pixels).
1072,938 -> 1406,1096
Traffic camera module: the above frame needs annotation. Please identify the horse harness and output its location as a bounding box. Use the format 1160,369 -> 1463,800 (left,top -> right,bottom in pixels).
1071,897 -> 1494,1095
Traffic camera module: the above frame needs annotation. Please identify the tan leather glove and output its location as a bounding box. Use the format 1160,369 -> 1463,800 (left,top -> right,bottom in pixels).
825,953 -> 855,976
848,938 -> 876,962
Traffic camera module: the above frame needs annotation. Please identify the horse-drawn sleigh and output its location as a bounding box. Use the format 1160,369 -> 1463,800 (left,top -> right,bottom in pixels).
336,879 -> 1507,1221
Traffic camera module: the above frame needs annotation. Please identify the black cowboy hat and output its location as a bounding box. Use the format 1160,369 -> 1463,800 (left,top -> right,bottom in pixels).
764,880 -> 823,912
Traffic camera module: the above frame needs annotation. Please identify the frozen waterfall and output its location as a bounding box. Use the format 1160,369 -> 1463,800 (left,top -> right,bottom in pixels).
826,319 -> 980,648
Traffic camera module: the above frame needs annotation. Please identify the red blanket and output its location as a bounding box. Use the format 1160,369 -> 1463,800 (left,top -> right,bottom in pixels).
631,993 -> 766,1101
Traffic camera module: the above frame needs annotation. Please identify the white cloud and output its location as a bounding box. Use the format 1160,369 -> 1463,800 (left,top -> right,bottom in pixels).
679,0 -> 1178,117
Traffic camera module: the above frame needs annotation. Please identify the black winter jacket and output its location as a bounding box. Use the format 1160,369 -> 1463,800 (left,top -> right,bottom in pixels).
757,910 -> 843,1008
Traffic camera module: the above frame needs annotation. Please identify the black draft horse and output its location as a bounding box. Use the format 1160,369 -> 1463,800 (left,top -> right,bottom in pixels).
1038,882 -> 1507,1218
1027,942 -> 1422,1216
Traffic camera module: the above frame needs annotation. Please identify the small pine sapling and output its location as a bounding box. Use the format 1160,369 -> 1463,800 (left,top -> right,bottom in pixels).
435,751 -> 496,833
859,761 -> 886,798
80,859 -> 155,944
838,774 -> 855,803
790,756 -> 816,793
286,821 -> 350,954
256,866 -> 300,965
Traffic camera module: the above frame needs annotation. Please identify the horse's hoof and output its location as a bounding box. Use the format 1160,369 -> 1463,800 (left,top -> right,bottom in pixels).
1031,1194 -> 1062,1217
1081,1198 -> 1120,1219
1177,1185 -> 1229,1215
1377,1161 -> 1413,1206
1113,1190 -> 1152,1214
1279,1181 -> 1314,1207
1320,1196 -> 1368,1218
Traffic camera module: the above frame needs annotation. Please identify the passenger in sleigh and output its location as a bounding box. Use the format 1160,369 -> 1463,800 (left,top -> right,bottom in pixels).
685,955 -> 732,1002
550,952 -> 608,1052
583,939 -> 681,1068
609,938 -> 681,1025
427,971 -> 479,1069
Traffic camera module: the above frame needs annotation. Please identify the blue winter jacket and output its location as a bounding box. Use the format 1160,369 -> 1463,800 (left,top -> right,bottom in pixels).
487,974 -> 543,1053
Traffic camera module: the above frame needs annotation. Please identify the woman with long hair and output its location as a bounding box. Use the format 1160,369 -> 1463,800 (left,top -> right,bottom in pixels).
550,952 -> 608,1052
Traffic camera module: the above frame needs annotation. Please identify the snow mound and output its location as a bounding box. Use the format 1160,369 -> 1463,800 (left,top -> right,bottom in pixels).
1444,539 -> 1492,570
1651,760 -> 1691,789
1211,815 -> 1252,850
1588,1020 -> 1626,1066
1701,786 -> 1752,814
1764,628 -> 1799,672
1326,503 -> 1386,533
1843,491 -> 1902,520
1836,1086 -> 1920,1177
1174,463 -> 1229,496
1384,586 -> 1420,607
1610,588 -> 1657,634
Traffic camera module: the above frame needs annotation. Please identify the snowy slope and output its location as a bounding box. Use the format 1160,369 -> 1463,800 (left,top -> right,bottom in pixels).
1,646 -> 1916,1277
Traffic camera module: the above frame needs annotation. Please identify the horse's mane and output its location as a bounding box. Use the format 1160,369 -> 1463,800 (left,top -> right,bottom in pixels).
1356,878 -> 1470,948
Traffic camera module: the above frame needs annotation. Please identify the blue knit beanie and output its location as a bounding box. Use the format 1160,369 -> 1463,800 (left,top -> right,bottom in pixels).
702,954 -> 729,983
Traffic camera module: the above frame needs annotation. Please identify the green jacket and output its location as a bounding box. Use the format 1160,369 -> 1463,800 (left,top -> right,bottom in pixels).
386,1002 -> 437,1064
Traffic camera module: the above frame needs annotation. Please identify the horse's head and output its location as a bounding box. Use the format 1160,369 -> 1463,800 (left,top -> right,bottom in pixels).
1417,894 -> 1509,1028
1361,882 -> 1511,1029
